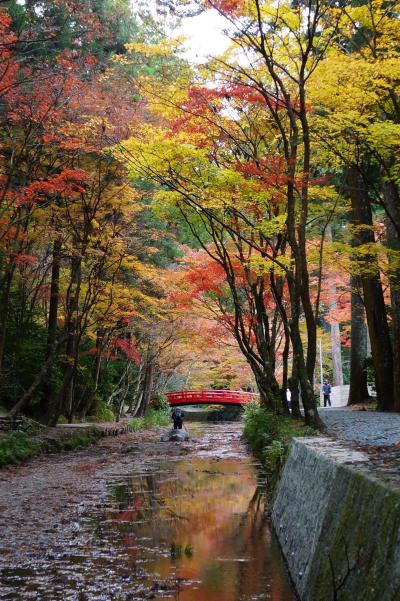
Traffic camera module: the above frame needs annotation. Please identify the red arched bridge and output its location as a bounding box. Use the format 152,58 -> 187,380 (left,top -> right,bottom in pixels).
165,390 -> 258,407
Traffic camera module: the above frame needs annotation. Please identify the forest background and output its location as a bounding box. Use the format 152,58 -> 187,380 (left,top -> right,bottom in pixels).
0,0 -> 399,429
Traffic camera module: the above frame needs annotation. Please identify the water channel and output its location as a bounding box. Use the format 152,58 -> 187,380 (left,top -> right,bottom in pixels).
0,422 -> 295,601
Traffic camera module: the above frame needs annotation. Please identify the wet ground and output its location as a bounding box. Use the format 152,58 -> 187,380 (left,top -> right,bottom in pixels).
0,422 -> 295,601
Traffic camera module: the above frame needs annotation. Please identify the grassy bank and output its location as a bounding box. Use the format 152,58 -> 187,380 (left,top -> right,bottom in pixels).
130,407 -> 170,430
243,404 -> 318,484
0,405 -> 171,468
0,427 -> 101,468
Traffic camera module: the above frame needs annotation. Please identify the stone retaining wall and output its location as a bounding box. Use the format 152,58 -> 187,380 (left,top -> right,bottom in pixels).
271,438 -> 400,601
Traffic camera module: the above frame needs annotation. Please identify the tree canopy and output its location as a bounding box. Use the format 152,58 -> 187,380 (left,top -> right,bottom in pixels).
1,0 -> 400,427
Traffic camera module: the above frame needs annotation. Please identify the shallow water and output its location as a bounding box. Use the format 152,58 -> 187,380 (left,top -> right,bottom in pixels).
0,423 -> 295,600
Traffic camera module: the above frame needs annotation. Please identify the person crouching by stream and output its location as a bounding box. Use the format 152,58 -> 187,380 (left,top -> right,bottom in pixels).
171,407 -> 184,430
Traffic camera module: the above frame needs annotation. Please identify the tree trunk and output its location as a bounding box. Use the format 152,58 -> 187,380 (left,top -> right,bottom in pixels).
280,327 -> 290,414
136,359 -> 154,417
325,226 -> 343,387
252,366 -> 279,411
347,166 -> 394,410
47,240 -> 62,349
348,274 -> 370,405
287,275 -> 321,428
62,254 -> 81,421
230,274 -> 280,410
40,239 -> 62,415
77,330 -> 104,419
7,337 -> 63,420
0,262 -> 16,372
288,362 -> 302,419
46,254 -> 82,425
330,322 -> 343,387
383,178 -> 400,411
291,323 -> 320,427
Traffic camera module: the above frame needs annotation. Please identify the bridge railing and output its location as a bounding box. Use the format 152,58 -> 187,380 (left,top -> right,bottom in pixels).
165,390 -> 258,405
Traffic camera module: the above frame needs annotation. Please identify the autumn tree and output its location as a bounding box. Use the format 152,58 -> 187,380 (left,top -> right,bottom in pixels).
0,2 -> 182,424
308,0 -> 400,410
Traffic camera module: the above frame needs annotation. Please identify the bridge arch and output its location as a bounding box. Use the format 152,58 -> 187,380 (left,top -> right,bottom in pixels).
165,390 -> 257,407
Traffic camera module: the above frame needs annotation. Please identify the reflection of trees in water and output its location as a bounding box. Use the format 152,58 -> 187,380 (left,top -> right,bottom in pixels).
233,485 -> 267,600
98,462 -> 290,601
229,485 -> 288,601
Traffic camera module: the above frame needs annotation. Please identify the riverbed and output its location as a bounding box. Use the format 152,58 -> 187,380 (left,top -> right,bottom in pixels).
0,422 -> 295,600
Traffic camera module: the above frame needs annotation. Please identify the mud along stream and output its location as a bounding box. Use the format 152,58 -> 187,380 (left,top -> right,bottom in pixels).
0,422 -> 295,601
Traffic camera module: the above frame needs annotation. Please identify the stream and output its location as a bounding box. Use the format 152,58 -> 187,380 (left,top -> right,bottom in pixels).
0,422 -> 295,601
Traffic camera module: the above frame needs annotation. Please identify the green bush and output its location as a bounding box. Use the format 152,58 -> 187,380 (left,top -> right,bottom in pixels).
150,394 -> 170,411
0,432 -> 41,466
243,403 -> 318,477
130,407 -> 170,430
59,427 -> 101,449
92,400 -> 115,423
262,440 -> 286,473
0,426 -> 101,467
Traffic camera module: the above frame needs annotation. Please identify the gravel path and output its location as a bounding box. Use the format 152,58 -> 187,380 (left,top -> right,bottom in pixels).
319,408 -> 400,446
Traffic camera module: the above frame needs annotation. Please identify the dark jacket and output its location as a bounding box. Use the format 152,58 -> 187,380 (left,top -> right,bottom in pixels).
171,408 -> 184,420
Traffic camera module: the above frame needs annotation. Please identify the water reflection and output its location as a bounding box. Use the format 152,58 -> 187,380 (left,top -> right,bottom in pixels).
99,458 -> 294,601
0,427 -> 295,601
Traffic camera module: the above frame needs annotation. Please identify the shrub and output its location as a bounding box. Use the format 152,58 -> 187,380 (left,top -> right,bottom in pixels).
150,394 -> 170,411
130,407 -> 170,430
0,426 -> 101,467
0,432 -> 41,466
92,400 -> 115,423
59,427 -> 101,449
244,402 -> 318,479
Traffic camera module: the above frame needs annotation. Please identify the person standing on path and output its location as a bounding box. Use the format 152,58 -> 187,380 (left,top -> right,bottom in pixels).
323,381 -> 332,407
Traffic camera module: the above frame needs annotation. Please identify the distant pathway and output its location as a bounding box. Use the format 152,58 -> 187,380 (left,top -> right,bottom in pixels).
319,408 -> 400,447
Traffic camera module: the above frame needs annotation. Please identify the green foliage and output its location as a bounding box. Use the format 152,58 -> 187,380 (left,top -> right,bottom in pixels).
0,427 -> 101,467
135,206 -> 183,268
243,403 -> 318,478
18,416 -> 47,436
364,356 -> 376,393
0,432 -> 41,467
92,399 -> 116,423
7,0 -> 140,63
0,320 -> 49,410
262,440 -> 286,473
130,407 -> 170,430
59,427 -> 101,450
149,394 -> 170,412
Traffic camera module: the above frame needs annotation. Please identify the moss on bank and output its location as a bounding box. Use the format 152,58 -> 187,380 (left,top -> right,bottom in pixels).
307,468 -> 400,601
243,403 -> 318,480
0,427 -> 101,468
272,438 -> 400,601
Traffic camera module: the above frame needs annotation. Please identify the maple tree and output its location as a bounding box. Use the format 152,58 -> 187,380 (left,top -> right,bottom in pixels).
120,0 -> 352,427
0,2 -> 176,424
121,0 -> 400,422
